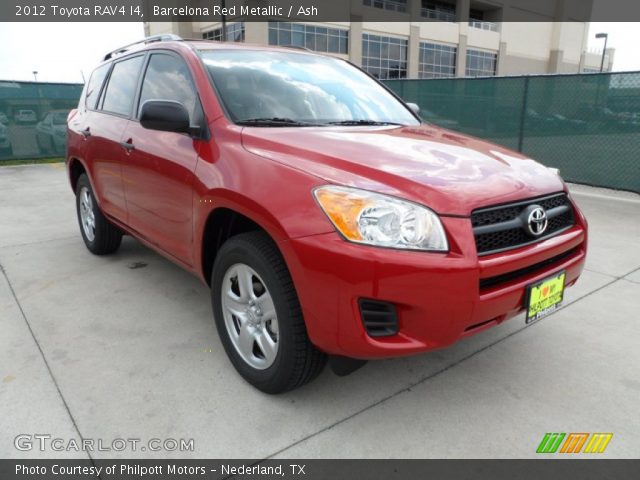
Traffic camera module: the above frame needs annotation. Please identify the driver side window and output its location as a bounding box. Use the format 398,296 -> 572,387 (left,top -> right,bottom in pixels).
138,53 -> 198,124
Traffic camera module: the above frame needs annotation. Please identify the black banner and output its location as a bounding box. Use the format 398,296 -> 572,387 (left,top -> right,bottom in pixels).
1,459 -> 639,480
2,0 -> 640,22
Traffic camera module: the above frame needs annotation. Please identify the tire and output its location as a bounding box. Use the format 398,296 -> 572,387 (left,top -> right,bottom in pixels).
75,174 -> 122,255
212,231 -> 327,393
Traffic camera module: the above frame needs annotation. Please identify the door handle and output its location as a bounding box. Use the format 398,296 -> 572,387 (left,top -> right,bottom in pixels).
81,127 -> 91,138
120,140 -> 135,152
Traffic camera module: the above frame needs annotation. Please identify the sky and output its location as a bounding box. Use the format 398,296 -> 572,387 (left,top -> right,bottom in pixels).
0,22 -> 145,83
587,22 -> 639,72
0,21 -> 638,83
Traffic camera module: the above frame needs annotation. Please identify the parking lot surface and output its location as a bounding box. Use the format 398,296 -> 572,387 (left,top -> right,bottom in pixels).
1,164 -> 639,459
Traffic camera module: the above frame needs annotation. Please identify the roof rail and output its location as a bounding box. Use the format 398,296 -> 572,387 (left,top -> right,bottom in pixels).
103,34 -> 183,61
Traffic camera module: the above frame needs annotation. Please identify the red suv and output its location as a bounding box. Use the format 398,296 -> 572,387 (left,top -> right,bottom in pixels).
67,36 -> 587,393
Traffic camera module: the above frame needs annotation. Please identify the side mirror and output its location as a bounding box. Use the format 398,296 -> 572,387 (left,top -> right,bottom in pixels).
407,102 -> 420,116
139,100 -> 190,134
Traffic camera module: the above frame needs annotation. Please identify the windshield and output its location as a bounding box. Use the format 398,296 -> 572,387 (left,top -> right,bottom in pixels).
201,50 -> 420,127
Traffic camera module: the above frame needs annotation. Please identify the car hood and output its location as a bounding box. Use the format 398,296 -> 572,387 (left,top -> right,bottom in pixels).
241,124 -> 565,216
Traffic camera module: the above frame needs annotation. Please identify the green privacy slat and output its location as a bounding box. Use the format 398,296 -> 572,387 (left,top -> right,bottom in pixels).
0,81 -> 83,161
384,73 -> 640,193
1,75 -> 638,194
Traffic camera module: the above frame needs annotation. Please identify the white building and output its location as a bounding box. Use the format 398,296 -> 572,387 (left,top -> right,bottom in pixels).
146,0 -> 614,79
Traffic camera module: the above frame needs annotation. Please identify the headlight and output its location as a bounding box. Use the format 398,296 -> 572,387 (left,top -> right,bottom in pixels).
314,186 -> 448,251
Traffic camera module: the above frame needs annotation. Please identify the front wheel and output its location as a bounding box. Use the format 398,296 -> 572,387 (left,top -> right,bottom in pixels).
211,232 -> 327,393
75,174 -> 122,255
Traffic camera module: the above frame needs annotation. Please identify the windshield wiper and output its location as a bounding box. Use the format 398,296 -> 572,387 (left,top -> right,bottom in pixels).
236,117 -> 321,127
325,120 -> 405,126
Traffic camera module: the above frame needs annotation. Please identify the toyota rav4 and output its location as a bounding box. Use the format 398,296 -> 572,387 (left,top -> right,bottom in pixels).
66,36 -> 587,393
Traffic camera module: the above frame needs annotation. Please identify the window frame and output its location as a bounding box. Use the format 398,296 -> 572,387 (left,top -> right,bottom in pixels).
84,62 -> 113,112
133,49 -> 208,139
98,53 -> 146,119
362,33 -> 408,80
465,49 -> 498,77
134,50 -> 198,121
87,49 -> 207,137
202,22 -> 245,42
363,0 -> 408,13
419,41 -> 457,79
267,22 -> 349,55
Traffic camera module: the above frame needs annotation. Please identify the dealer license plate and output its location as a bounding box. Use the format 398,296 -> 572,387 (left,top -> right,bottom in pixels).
525,271 -> 566,324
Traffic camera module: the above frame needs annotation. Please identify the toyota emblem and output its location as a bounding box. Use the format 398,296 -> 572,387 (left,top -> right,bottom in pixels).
526,206 -> 548,236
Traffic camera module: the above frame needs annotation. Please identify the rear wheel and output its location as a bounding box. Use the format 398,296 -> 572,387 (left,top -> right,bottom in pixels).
211,231 -> 327,393
75,174 -> 122,255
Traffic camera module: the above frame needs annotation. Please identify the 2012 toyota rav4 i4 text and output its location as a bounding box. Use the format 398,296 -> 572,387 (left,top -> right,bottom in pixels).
66,36 -> 587,393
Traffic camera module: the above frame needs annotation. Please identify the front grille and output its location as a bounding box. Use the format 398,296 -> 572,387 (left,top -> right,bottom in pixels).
358,299 -> 399,337
471,193 -> 575,255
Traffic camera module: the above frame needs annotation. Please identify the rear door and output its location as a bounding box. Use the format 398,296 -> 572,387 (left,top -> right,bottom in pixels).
83,55 -> 145,223
120,51 -> 203,266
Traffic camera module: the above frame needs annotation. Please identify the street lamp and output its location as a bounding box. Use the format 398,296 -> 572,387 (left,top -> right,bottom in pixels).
32,70 -> 38,82
595,33 -> 608,73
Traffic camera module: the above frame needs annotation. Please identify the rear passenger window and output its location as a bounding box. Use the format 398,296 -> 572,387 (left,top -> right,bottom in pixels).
138,54 -> 197,120
101,55 -> 144,116
85,63 -> 110,109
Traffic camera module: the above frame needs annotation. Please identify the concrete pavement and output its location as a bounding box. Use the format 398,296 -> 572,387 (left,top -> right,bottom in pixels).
1,164 -> 638,459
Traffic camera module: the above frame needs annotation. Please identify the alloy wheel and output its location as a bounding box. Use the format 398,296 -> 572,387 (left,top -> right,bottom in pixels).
221,263 -> 279,370
79,186 -> 96,242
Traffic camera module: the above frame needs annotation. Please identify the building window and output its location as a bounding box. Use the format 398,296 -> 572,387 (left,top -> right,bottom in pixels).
202,22 -> 245,42
419,42 -> 457,78
468,20 -> 498,31
363,0 -> 408,13
465,49 -> 497,77
421,1 -> 456,22
268,22 -> 348,54
362,33 -> 408,80
469,9 -> 498,31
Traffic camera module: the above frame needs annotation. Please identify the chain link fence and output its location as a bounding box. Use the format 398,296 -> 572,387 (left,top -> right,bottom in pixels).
385,72 -> 640,193
1,74 -> 637,192
0,81 -> 82,161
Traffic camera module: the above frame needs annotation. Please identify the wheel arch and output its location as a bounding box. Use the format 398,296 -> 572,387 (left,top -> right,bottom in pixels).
67,157 -> 88,193
198,192 -> 291,286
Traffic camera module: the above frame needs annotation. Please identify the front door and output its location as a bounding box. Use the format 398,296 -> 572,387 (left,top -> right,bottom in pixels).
121,52 -> 203,266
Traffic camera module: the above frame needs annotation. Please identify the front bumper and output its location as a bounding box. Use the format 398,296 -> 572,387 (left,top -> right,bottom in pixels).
280,204 -> 587,359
